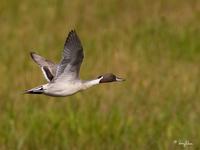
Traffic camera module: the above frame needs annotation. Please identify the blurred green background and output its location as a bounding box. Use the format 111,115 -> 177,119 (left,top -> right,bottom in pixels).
0,0 -> 200,149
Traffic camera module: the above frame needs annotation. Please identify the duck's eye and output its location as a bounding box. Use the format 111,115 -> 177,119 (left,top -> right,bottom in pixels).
97,75 -> 103,79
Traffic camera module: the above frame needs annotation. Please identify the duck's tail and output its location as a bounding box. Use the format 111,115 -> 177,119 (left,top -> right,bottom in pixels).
24,86 -> 44,94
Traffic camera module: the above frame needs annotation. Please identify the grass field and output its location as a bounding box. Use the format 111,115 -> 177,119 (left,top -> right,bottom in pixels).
0,0 -> 200,149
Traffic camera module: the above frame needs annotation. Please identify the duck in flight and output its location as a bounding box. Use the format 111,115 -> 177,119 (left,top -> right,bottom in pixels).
25,30 -> 125,97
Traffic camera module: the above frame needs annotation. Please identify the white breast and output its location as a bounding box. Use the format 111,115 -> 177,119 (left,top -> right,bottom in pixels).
44,81 -> 83,97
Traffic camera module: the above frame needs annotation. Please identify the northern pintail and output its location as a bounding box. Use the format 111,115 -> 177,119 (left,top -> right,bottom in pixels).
25,30 -> 125,97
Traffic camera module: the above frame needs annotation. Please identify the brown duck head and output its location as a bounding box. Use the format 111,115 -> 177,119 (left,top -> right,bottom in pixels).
98,73 -> 125,83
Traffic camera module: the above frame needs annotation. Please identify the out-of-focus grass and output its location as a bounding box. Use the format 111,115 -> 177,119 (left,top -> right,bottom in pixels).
0,0 -> 200,149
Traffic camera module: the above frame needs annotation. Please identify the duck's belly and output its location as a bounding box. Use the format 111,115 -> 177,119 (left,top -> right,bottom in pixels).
44,82 -> 82,97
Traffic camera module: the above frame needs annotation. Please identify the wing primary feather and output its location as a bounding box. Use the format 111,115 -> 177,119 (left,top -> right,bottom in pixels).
54,30 -> 84,81
30,52 -> 57,82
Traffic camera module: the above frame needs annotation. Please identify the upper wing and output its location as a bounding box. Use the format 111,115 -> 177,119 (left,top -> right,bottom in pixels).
53,30 -> 84,82
30,52 -> 57,82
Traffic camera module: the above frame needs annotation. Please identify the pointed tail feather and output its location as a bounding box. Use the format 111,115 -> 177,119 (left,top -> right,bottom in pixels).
24,86 -> 44,94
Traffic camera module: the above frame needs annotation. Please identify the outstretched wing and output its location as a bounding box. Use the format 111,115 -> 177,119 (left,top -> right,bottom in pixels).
53,30 -> 84,82
30,52 -> 57,82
